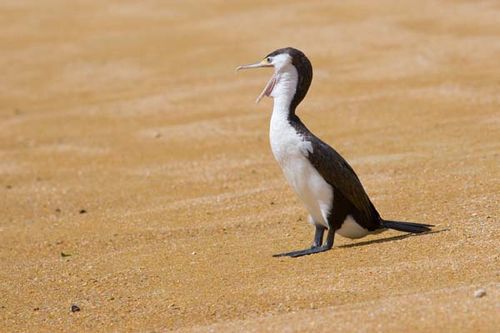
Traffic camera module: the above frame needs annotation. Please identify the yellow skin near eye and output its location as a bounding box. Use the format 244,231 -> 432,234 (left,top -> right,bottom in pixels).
262,58 -> 272,65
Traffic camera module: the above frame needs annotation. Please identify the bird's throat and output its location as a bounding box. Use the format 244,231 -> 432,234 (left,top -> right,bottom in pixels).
270,67 -> 299,117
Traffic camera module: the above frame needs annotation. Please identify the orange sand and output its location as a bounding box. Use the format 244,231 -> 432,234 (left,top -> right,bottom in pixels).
0,0 -> 498,331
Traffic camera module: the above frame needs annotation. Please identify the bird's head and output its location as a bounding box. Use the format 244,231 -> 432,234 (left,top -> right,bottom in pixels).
237,47 -> 313,111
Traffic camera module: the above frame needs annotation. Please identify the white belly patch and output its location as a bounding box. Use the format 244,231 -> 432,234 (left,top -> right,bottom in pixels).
336,215 -> 370,239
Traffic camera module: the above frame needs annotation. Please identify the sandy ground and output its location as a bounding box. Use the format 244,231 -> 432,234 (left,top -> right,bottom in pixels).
1,0 -> 499,332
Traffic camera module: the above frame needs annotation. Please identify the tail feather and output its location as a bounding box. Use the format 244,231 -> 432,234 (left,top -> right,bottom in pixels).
382,220 -> 433,233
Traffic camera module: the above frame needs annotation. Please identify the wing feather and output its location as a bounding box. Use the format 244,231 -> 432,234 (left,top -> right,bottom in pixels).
307,139 -> 379,225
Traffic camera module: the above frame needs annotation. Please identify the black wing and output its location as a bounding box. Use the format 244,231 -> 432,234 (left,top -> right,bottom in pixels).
307,138 -> 380,227
288,115 -> 380,228
285,113 -> 378,222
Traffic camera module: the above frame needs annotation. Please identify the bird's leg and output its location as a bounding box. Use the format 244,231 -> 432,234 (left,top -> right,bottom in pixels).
273,225 -> 334,258
324,227 -> 335,249
312,225 -> 326,247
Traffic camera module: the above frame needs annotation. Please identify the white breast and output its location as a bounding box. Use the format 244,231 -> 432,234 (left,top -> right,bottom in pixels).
269,107 -> 333,228
268,63 -> 333,228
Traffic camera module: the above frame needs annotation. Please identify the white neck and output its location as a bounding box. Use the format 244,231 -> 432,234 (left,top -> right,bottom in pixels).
268,64 -> 309,167
271,65 -> 298,120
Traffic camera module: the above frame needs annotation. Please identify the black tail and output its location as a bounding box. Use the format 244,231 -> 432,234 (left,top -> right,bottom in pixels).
382,220 -> 433,233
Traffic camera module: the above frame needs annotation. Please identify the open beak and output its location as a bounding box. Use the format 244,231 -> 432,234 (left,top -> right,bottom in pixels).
236,60 -> 276,103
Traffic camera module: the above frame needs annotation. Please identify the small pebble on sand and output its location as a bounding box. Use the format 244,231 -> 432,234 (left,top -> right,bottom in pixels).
71,304 -> 81,312
474,289 -> 486,298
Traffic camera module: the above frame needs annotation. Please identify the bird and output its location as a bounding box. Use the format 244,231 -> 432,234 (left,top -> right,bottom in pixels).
237,47 -> 432,258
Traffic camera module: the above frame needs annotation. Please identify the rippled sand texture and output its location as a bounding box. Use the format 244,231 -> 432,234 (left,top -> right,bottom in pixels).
1,0 -> 499,332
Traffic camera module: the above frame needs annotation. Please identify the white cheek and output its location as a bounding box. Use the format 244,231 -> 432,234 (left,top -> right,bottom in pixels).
271,54 -> 292,71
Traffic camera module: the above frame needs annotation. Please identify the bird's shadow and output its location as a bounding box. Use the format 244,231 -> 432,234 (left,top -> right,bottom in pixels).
337,229 -> 448,249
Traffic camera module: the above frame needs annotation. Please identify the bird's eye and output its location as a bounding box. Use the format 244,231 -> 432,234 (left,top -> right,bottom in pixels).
266,57 -> 272,63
